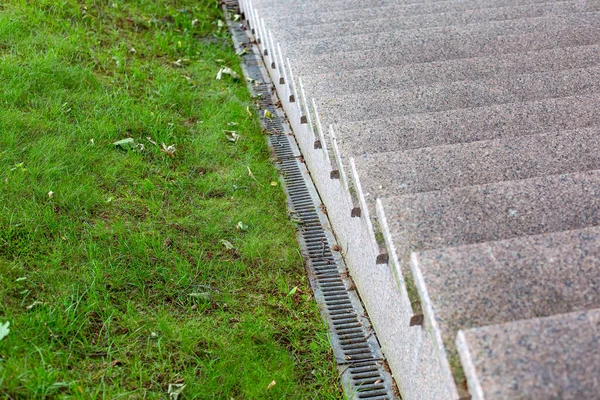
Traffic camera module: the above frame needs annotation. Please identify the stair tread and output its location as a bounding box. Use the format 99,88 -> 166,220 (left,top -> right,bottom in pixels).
302,44 -> 600,97
333,93 -> 600,160
456,309 -> 600,400
287,23 -> 600,76
354,126 -> 600,201
380,169 -> 600,278
267,2 -> 583,41
315,64 -> 600,126
253,0 -> 567,16
411,226 -> 600,397
280,13 -> 600,60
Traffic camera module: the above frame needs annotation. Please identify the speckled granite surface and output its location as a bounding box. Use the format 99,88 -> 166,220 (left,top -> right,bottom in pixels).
243,0 -> 600,397
282,14 -> 600,60
287,17 -> 600,78
266,2 -> 584,42
456,309 -> 600,400
303,44 -> 600,97
380,169 -> 600,276
335,93 -> 600,161
354,127 -> 600,201
412,226 -> 600,398
254,0 -> 559,15
290,24 -> 600,76
314,65 -> 600,126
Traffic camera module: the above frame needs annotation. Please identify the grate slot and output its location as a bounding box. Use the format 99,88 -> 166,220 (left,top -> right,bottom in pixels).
358,391 -> 390,399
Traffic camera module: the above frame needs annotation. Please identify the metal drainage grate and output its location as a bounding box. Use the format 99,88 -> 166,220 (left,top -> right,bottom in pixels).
224,3 -> 399,399
269,134 -> 396,399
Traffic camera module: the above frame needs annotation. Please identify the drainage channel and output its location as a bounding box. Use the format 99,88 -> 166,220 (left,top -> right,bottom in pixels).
222,2 -> 399,399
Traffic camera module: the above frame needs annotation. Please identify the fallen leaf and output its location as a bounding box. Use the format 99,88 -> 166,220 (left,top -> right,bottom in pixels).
191,19 -> 199,26
160,143 -> 176,157
270,181 -> 277,186
0,321 -> 9,342
168,383 -> 186,400
217,19 -> 225,28
287,286 -> 298,297
189,292 -> 211,301
267,380 -> 276,390
216,67 -> 239,80
113,138 -> 136,150
224,130 -> 240,142
26,301 -> 45,310
220,239 -> 235,250
246,106 -> 252,116
48,191 -> 54,199
264,109 -> 274,119
128,47 -> 136,54
236,221 -> 248,232
172,58 -> 190,68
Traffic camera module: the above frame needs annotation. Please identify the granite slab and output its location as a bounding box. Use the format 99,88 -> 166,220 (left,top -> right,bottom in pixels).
411,226 -> 600,396
288,24 -> 600,76
266,2 -> 584,42
279,13 -> 600,60
333,93 -> 600,162
380,169 -> 600,279
313,65 -> 600,126
302,44 -> 600,97
252,0 -> 563,16
353,126 -> 600,202
456,309 -> 600,400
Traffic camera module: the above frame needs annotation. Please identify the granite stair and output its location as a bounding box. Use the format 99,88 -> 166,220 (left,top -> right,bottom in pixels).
412,227 -> 600,399
240,0 -> 600,397
267,2 -> 586,42
456,309 -> 600,399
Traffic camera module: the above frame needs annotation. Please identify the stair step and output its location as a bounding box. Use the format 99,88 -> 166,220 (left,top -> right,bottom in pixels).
316,65 -> 600,125
290,22 -> 600,76
254,0 -> 568,16
267,2 -> 583,41
456,309 -> 600,400
303,44 -> 600,97
379,169 -> 600,278
354,126 -> 600,202
334,93 -> 600,160
281,13 -> 600,60
411,226 -> 600,396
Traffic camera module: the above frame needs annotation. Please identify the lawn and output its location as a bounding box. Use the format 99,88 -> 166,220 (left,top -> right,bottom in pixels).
0,0 -> 342,398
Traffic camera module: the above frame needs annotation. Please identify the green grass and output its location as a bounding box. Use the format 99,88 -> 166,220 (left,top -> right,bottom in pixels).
0,0 -> 342,398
